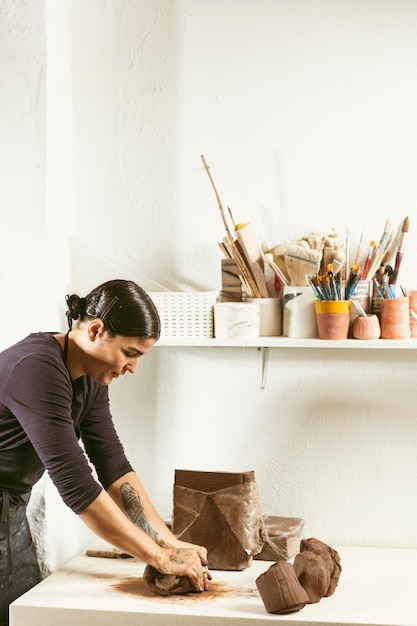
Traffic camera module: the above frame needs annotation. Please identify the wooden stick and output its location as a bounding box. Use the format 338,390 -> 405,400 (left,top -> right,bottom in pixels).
201,155 -> 261,297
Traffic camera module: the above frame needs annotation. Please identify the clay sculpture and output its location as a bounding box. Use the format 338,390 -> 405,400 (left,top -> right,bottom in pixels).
172,470 -> 265,570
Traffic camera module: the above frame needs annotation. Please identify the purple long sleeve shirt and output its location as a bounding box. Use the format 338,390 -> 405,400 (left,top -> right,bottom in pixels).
0,333 -> 133,513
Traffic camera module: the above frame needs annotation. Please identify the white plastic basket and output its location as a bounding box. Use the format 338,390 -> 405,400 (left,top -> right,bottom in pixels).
148,292 -> 218,338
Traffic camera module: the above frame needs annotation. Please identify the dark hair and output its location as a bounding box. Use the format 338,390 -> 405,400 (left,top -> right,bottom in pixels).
65,279 -> 160,339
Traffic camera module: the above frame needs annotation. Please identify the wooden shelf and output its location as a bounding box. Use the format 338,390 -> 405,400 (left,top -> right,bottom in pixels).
155,336 -> 417,388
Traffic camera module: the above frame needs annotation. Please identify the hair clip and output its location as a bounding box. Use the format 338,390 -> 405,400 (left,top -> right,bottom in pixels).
100,295 -> 121,324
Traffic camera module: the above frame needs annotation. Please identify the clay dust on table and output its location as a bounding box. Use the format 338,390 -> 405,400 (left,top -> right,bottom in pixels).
111,578 -> 259,604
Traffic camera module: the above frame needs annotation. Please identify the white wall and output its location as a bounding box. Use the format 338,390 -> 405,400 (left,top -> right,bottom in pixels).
3,0 -> 417,573
0,0 -> 47,345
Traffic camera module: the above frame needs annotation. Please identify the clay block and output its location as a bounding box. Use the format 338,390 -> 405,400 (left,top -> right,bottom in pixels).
172,470 -> 265,570
299,537 -> 342,597
143,565 -> 200,596
254,516 -> 304,561
256,559 -> 308,614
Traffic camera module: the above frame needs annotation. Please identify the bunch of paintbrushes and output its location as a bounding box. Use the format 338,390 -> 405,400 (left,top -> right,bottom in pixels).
361,217 -> 409,282
365,216 -> 409,297
306,263 -> 361,301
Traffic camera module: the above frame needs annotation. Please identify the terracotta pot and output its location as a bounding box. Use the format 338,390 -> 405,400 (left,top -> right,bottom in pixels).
315,301 -> 350,340
352,314 -> 381,340
380,297 -> 410,340
408,291 -> 417,338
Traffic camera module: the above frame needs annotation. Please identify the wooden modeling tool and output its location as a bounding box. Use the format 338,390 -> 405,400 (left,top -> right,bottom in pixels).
235,222 -> 270,297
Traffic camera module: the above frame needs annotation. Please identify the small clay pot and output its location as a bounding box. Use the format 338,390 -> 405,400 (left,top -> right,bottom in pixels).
352,314 -> 381,340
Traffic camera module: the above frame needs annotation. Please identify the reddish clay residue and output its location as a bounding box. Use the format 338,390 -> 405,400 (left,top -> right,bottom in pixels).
110,578 -> 259,603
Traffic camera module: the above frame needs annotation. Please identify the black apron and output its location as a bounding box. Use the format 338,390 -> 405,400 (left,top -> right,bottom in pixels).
0,443 -> 45,626
1,332 -> 70,625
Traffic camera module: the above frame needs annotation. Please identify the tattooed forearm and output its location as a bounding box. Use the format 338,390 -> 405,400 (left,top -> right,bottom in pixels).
119,482 -> 160,543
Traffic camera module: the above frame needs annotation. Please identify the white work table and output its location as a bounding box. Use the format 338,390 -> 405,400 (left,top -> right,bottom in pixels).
9,542 -> 417,625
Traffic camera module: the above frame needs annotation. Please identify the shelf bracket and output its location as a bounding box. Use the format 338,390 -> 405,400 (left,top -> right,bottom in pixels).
258,347 -> 268,389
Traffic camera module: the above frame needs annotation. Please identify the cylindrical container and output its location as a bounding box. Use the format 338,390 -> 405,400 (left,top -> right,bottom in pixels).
380,297 -> 410,339
315,300 -> 351,340
247,297 -> 282,336
214,302 -> 260,339
352,314 -> 381,340
408,291 -> 417,338
283,286 -> 318,338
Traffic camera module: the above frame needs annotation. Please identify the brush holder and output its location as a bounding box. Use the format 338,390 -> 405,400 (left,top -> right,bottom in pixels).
315,300 -> 351,340
408,291 -> 417,338
214,302 -> 260,339
380,297 -> 410,339
282,286 -> 318,338
352,314 -> 381,340
247,297 -> 282,336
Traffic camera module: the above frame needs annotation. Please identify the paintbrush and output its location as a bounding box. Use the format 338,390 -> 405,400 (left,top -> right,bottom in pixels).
344,226 -> 350,280
365,219 -> 394,280
263,253 -> 290,286
361,240 -> 375,280
345,265 -> 362,300
262,241 -> 291,284
354,230 -> 363,267
327,264 -> 338,300
306,273 -> 323,299
389,216 -> 409,285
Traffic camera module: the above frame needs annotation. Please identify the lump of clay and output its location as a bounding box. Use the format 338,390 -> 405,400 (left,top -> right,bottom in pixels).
293,551 -> 330,603
143,565 -> 202,596
299,537 -> 342,596
256,559 -> 309,614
